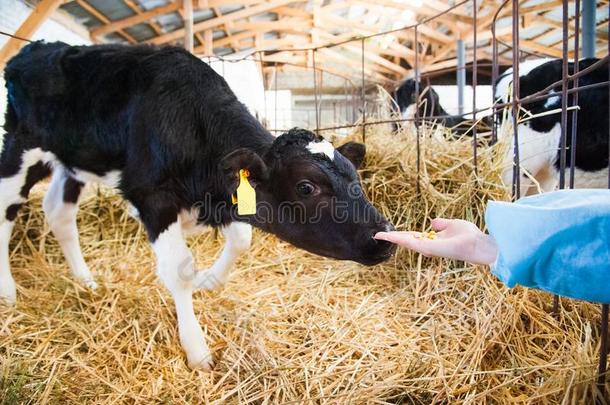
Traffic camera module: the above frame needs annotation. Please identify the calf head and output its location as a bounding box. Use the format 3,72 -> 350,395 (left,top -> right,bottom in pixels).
221,128 -> 395,265
395,79 -> 439,119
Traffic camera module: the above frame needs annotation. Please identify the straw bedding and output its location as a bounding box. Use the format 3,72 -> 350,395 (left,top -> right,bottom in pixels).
0,123 -> 606,404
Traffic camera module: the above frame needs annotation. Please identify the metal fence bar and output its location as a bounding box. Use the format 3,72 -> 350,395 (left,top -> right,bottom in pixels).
312,49 -> 320,134
511,0 -> 521,200
361,38 -> 366,144
275,61 -> 279,132
569,0 -> 581,189
414,25 -> 421,193
600,3 -> 610,399
472,0 -> 478,175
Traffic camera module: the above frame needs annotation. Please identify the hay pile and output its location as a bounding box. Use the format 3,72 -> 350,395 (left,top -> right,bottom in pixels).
0,124 -> 606,404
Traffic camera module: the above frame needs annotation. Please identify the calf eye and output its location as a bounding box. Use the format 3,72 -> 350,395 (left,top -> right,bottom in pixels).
296,181 -> 316,197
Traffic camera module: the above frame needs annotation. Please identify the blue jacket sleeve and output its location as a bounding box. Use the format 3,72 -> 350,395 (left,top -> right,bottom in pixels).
485,189 -> 610,304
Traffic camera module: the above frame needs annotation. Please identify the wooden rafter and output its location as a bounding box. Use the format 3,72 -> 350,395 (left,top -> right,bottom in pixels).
91,1 -> 180,39
76,0 -> 136,43
8,0 -> 602,83
147,0 -> 299,45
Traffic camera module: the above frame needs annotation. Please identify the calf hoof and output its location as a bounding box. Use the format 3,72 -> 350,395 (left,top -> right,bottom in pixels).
0,283 -> 16,306
84,279 -> 98,290
187,350 -> 214,371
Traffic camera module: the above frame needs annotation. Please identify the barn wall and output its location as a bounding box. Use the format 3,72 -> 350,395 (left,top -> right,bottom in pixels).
0,0 -> 91,130
206,56 -> 268,126
433,85 -> 493,118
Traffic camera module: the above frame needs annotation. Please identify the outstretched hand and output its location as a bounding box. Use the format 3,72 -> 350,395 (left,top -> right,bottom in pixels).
374,218 -> 498,265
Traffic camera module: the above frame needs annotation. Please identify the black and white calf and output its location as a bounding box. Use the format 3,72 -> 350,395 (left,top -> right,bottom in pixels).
1,42 -> 395,369
393,78 -> 479,133
495,58 -> 609,195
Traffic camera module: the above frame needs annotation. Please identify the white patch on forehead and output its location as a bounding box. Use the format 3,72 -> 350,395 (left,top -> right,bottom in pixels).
306,140 -> 335,160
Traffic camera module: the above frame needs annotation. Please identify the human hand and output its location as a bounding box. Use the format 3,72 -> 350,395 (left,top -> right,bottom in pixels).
374,218 -> 498,265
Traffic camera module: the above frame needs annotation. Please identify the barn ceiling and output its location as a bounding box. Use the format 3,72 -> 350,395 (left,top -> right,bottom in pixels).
19,0 -> 610,84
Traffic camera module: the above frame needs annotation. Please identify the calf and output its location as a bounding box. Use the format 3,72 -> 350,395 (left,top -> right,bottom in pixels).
496,58 -> 609,195
1,42 -> 395,369
393,78 -> 483,134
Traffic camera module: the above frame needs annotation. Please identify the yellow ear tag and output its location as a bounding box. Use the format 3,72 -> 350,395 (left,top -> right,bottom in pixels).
236,169 -> 256,215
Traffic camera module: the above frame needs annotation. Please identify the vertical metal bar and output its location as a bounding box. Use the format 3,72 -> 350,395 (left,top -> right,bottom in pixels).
553,0 -> 572,317
559,0 -> 569,191
472,0 -> 478,175
491,11 -> 499,144
511,0 -> 521,200
570,0 -> 581,189
582,0 -> 597,59
343,79 -> 349,124
415,26 -> 421,194
275,61 -> 278,132
361,38 -> 366,144
312,49 -> 320,134
457,38 -> 466,116
258,51 -> 267,128
601,4 -> 610,399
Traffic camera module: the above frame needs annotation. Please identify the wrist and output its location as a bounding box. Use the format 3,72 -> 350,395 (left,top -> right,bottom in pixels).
473,233 -> 498,265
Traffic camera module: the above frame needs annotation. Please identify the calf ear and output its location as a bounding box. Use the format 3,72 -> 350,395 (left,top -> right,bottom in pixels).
220,148 -> 269,192
337,142 -> 366,169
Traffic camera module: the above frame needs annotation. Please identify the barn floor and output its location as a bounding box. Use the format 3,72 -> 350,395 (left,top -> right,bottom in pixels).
0,127 -> 606,404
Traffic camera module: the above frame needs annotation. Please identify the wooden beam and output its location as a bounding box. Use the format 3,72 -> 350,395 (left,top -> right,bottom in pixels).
91,1 -> 180,38
184,0 -> 194,52
212,7 -> 239,51
0,0 -> 63,67
77,0 -> 136,43
123,0 -> 165,36
315,30 -> 409,76
203,29 -> 213,54
148,0 -> 298,45
273,6 -> 310,19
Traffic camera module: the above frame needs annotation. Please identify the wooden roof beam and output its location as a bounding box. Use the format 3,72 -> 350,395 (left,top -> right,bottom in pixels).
77,0 -> 136,43
148,0 -> 300,45
91,1 -> 180,39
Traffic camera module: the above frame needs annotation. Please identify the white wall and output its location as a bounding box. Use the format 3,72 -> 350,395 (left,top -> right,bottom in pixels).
205,56 -> 268,126
264,90 -> 292,132
1,0 -> 91,129
433,85 -> 494,118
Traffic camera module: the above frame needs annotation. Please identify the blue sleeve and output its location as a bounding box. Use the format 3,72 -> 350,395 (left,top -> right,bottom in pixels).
485,189 -> 610,304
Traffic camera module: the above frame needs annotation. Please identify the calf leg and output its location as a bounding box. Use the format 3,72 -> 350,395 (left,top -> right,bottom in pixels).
0,146 -> 53,304
43,169 -> 96,288
151,217 -> 212,370
194,222 -> 251,290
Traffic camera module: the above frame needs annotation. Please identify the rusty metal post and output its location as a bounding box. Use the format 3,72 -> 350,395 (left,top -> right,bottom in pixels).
559,0 -> 569,190
490,1 -> 509,145
553,0 -> 572,317
275,61 -> 279,132
415,25 -> 421,193
457,38 -> 466,115
570,0 -> 581,189
600,4 -> 610,399
510,0 -> 521,200
258,51 -> 268,128
312,49 -> 320,134
472,0 -> 478,175
361,38 -> 366,144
